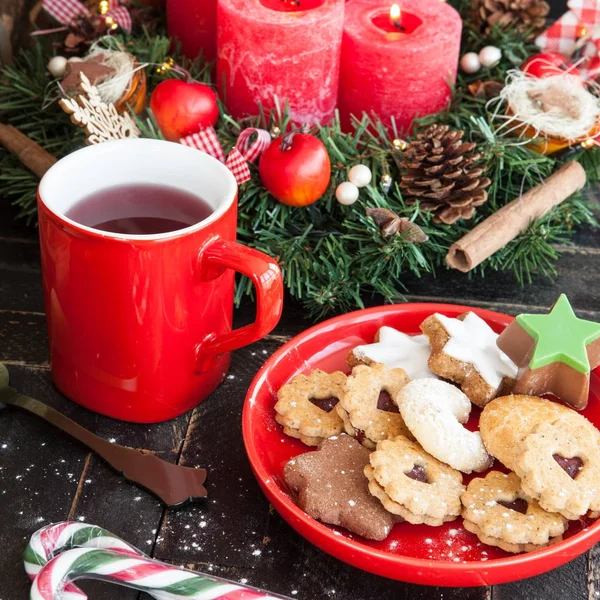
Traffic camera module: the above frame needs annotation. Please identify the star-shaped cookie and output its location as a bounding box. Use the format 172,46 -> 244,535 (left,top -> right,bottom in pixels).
284,434 -> 395,540
347,326 -> 437,380
497,294 -> 600,409
421,312 -> 518,407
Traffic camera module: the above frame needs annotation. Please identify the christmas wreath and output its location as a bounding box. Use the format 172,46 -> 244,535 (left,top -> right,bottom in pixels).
0,0 -> 598,318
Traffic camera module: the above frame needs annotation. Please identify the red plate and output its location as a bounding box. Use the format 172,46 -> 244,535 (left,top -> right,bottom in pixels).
242,304 -> 600,587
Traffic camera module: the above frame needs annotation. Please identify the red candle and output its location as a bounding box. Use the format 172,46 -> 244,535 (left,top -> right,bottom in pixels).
167,0 -> 218,63
339,0 -> 462,133
217,0 -> 345,124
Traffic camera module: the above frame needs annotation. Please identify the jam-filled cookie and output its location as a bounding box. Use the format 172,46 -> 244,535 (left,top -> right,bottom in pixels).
365,435 -> 464,526
336,363 -> 412,449
480,395 -> 597,471
515,418 -> 600,520
462,471 -> 567,553
275,370 -> 346,446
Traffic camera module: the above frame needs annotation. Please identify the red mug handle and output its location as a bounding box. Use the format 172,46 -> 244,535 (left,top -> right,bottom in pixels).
195,238 -> 283,373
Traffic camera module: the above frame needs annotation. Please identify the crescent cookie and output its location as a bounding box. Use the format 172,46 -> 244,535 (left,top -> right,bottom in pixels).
480,395 -> 597,470
366,436 -> 464,526
515,418 -> 600,520
461,471 -> 567,553
275,370 -> 346,446
420,312 -> 517,407
336,363 -> 412,450
397,379 -> 493,474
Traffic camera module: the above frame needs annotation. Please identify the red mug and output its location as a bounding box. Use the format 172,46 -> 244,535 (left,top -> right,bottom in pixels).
38,139 -> 283,423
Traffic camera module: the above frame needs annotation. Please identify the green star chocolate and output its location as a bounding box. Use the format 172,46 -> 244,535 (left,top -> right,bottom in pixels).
497,295 -> 600,410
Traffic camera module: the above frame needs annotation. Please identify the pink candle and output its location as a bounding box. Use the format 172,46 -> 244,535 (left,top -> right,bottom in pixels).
217,0 -> 345,124
167,0 -> 218,63
339,0 -> 462,133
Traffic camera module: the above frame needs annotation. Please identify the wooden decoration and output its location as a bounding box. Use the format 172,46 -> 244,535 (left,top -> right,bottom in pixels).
59,72 -> 140,145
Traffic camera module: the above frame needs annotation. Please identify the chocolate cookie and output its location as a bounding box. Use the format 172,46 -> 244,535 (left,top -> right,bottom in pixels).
275,370 -> 346,446
284,434 -> 395,540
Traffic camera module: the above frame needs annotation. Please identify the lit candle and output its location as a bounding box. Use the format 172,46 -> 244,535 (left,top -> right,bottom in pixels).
167,0 -> 218,63
338,0 -> 462,133
217,0 -> 345,124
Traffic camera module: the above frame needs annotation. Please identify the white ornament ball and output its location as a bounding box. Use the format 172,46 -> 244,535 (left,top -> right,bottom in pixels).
348,164 -> 372,188
460,52 -> 481,74
336,182 -> 360,206
479,46 -> 502,69
48,56 -> 68,78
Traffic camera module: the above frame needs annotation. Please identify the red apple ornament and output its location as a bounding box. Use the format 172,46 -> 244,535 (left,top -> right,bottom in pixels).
259,132 -> 331,207
521,52 -> 581,79
150,79 -> 219,142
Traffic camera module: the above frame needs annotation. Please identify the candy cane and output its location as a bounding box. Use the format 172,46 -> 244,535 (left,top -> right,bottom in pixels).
27,522 -> 285,600
25,522 -> 144,600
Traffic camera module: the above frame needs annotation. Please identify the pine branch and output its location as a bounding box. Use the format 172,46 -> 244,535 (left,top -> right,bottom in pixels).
0,10 -> 598,317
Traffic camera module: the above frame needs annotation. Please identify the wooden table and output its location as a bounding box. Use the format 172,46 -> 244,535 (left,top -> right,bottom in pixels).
1,196 -> 599,600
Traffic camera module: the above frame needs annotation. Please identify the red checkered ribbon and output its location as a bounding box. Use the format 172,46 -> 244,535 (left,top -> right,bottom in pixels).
536,0 -> 600,55
181,127 -> 271,184
42,0 -> 131,33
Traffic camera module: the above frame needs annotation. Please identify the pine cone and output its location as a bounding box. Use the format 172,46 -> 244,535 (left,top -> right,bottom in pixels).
472,0 -> 550,40
399,125 -> 491,225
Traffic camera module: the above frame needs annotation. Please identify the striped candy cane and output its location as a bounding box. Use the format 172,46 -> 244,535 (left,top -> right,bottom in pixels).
25,522 -> 144,600
27,522 -> 285,600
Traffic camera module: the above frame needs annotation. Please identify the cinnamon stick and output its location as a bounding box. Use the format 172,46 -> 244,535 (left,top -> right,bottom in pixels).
0,123 -> 57,178
446,161 -> 586,273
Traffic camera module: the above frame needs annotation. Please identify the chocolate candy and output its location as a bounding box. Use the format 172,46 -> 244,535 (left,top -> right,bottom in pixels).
497,294 -> 600,409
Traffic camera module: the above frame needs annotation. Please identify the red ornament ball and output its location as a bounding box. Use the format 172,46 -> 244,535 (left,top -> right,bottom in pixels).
521,52 -> 581,79
259,132 -> 331,207
150,79 -> 219,142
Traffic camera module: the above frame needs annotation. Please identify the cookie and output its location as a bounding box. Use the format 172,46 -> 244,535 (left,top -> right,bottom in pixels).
461,471 -> 567,553
515,418 -> 600,519
275,370 -> 346,446
347,326 -> 437,380
336,363 -> 412,450
284,434 -> 395,540
397,379 -> 493,474
366,435 -> 465,526
480,395 -> 597,471
420,312 -> 517,407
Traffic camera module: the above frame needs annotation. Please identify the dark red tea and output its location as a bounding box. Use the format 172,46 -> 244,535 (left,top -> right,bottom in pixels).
65,184 -> 214,235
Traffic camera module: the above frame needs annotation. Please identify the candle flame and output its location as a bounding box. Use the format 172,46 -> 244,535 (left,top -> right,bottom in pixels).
390,3 -> 401,23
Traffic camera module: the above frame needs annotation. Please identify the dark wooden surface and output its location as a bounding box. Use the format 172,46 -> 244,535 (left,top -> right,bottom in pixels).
0,187 -> 599,600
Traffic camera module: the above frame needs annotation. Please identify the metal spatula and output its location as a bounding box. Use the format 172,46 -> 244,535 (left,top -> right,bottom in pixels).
0,362 -> 207,507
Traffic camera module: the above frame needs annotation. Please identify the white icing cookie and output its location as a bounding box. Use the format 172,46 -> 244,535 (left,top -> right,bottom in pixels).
347,326 -> 437,380
435,313 -> 517,388
398,379 -> 493,474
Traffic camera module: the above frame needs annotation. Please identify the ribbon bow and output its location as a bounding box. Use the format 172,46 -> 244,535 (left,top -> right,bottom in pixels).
181,126 -> 272,185
43,0 -> 132,33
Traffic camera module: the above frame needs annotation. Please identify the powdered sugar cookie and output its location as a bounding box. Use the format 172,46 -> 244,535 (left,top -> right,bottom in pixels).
515,418 -> 600,520
284,434 -> 395,540
398,379 -> 493,473
366,436 -> 464,525
275,370 -> 346,446
347,326 -> 437,380
461,471 -> 567,553
421,312 -> 517,407
337,363 -> 412,450
480,395 -> 597,470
